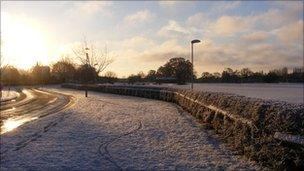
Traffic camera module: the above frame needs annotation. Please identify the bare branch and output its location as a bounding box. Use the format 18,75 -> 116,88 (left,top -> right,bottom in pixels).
71,39 -> 114,75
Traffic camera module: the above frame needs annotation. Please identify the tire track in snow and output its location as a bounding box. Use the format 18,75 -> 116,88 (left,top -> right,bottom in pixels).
93,98 -> 161,169
98,120 -> 142,170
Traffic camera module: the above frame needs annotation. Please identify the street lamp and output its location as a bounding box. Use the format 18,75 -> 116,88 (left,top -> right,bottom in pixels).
190,39 -> 201,90
85,47 -> 90,97
85,47 -> 90,64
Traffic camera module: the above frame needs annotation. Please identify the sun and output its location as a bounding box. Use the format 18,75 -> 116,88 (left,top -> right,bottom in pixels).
1,12 -> 50,69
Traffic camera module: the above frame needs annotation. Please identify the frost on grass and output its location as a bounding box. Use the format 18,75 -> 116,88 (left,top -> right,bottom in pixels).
0,88 -> 262,170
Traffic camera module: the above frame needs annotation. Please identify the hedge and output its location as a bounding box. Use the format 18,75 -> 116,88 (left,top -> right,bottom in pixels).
62,83 -> 304,170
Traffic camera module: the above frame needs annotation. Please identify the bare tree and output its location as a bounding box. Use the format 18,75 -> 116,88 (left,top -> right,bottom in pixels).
51,55 -> 77,83
59,54 -> 74,64
72,39 -> 114,75
104,71 -> 117,78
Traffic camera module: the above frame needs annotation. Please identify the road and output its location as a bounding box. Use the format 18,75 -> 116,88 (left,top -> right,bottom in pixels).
0,87 -> 262,170
0,88 -> 73,134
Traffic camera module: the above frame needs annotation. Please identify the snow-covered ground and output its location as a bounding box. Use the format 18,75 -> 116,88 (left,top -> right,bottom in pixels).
0,90 -> 19,102
0,87 -> 262,170
155,83 -> 303,104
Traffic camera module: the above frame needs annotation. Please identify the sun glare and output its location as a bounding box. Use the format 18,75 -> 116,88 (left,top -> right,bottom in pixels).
1,117 -> 38,134
1,12 -> 49,69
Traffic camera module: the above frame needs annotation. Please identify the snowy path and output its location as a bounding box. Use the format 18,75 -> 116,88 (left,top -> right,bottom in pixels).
0,88 -> 262,170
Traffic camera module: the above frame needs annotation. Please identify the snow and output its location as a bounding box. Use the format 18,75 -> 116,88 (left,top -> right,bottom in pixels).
143,83 -> 304,104
0,87 -> 262,170
1,90 -> 19,102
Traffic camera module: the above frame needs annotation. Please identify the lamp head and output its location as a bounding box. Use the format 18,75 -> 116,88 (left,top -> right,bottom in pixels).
191,39 -> 201,44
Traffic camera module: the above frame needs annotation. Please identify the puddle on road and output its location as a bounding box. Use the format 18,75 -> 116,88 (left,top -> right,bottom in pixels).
1,117 -> 38,134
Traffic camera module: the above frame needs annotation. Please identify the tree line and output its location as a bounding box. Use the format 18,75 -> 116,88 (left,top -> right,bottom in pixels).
127,57 -> 193,84
0,59 -> 119,86
198,67 -> 303,83
1,55 -> 303,86
126,58 -> 303,84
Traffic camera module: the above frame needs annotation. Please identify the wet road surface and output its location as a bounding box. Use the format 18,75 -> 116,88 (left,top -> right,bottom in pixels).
0,88 -> 73,134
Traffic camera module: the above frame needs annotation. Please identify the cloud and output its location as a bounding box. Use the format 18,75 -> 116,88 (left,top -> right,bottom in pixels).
221,1 -> 241,11
271,1 -> 303,14
107,31 -> 302,76
114,4 -> 303,75
117,39 -> 187,62
186,12 -> 207,27
104,39 -> 188,77
211,1 -> 241,13
158,20 -> 190,37
275,20 -> 303,45
124,9 -> 155,25
213,16 -> 248,36
66,1 -> 112,17
194,41 -> 302,72
248,2 -> 302,31
241,31 -> 270,43
253,9 -> 292,30
199,36 -> 297,71
141,39 -> 187,60
3,0 -> 302,76
244,43 -> 302,68
122,36 -> 155,50
157,1 -> 196,15
137,37 -> 302,73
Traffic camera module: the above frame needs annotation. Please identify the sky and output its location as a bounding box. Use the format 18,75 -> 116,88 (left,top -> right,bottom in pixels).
1,1 -> 303,77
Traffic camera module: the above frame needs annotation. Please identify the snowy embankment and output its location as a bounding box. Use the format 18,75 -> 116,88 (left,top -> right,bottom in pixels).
0,87 -> 261,170
0,90 -> 19,102
62,84 -> 304,169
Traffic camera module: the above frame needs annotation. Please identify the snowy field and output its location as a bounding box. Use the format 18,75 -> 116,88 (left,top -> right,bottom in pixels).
0,90 -> 19,102
0,87 -> 262,170
159,83 -> 303,104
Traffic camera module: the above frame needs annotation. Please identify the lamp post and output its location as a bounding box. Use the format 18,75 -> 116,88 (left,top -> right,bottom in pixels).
190,39 -> 201,90
85,47 -> 90,63
85,47 -> 89,97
